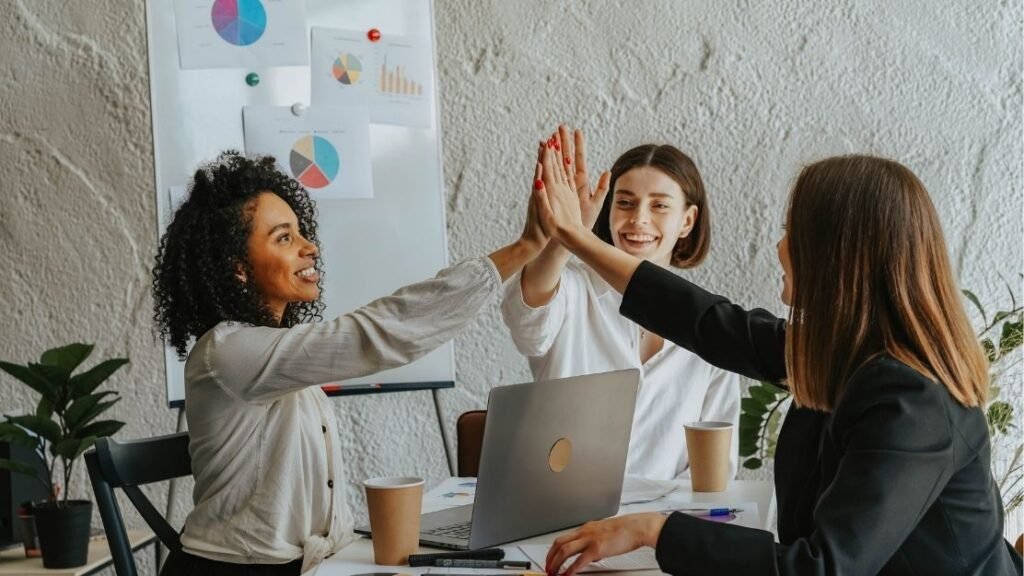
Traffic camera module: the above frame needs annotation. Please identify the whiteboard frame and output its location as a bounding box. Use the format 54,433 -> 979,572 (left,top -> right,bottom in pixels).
145,0 -> 455,407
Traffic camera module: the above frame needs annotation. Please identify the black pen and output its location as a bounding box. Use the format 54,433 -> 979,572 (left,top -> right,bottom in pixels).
433,559 -> 532,569
408,548 -> 505,567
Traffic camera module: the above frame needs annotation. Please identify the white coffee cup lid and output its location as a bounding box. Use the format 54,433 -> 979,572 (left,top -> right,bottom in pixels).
684,421 -> 734,430
362,476 -> 424,489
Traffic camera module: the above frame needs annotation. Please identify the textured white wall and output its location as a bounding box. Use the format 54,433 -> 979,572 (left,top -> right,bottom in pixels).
0,1 -> 1020,574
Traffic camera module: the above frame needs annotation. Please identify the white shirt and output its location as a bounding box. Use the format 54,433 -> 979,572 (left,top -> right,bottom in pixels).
501,260 -> 741,480
181,257 -> 501,573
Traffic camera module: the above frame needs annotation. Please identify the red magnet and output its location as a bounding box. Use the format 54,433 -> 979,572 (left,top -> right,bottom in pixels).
367,28 -> 381,42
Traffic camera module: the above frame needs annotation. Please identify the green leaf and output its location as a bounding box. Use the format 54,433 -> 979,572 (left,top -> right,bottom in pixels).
72,437 -> 98,460
987,401 -> 1015,436
762,380 -> 788,395
993,311 -> 1014,325
998,321 -> 1022,356
741,398 -> 768,416
27,363 -> 70,388
53,437 -> 97,461
742,458 -> 763,470
739,413 -> 764,430
982,338 -> 998,363
738,439 -> 758,457
749,386 -> 779,404
6,415 -> 61,444
65,392 -> 118,431
36,396 -> 53,421
962,289 -> 987,324
0,423 -> 38,449
40,343 -> 93,373
0,361 -> 57,403
69,358 -> 128,399
0,458 -> 37,476
76,420 -> 124,439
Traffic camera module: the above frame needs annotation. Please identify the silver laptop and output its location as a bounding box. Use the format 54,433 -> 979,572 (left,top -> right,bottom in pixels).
357,369 -> 639,550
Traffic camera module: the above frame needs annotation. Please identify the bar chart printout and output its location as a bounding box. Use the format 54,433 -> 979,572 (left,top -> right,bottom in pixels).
379,55 -> 424,96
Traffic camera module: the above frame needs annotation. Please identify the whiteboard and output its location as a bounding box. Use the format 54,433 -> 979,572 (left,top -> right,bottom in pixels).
146,0 -> 453,406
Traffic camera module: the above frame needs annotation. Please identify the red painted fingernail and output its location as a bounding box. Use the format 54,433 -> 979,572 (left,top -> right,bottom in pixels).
534,179 -> 544,190
553,141 -> 561,151
564,156 -> 571,165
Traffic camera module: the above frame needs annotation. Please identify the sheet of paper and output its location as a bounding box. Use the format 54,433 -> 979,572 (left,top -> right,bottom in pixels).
519,544 -> 658,573
243,105 -> 373,200
654,501 -> 760,529
174,0 -> 308,69
619,475 -> 680,505
423,477 -> 477,513
311,27 -> 433,128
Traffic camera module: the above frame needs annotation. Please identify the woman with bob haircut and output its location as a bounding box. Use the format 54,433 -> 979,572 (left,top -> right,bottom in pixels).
501,125 -> 739,481
152,151 -> 548,576
531,147 -> 1022,575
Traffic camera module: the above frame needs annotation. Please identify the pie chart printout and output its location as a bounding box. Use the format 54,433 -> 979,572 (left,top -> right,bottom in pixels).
211,0 -> 267,47
290,135 -> 340,189
332,53 -> 363,85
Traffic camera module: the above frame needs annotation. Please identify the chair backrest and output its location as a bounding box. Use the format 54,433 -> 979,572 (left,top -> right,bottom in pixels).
456,410 -> 486,477
85,432 -> 191,576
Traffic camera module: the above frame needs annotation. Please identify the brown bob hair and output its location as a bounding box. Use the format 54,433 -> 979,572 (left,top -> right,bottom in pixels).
593,144 -> 710,268
784,155 -> 988,411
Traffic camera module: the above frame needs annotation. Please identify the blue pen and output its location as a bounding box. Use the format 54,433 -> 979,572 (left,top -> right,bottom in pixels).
672,507 -> 740,517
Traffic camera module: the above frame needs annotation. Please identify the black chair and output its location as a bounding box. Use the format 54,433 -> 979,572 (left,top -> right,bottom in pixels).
85,432 -> 191,576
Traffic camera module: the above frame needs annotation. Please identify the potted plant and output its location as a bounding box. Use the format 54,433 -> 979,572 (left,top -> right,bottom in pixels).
0,343 -> 127,568
738,282 -> 1023,534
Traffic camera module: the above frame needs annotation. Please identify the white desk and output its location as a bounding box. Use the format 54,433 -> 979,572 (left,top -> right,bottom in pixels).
317,478 -> 774,576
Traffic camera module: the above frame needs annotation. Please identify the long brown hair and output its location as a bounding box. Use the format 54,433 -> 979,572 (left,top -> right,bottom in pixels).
785,155 -> 988,411
593,144 -> 710,268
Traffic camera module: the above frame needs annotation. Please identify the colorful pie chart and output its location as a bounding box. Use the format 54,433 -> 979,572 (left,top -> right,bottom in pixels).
211,0 -> 267,47
289,135 -> 340,189
332,53 -> 363,85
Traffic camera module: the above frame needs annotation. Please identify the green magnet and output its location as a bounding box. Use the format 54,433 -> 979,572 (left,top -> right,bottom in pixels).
245,72 -> 260,87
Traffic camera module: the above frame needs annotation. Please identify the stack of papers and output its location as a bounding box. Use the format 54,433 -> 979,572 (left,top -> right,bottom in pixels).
519,544 -> 658,573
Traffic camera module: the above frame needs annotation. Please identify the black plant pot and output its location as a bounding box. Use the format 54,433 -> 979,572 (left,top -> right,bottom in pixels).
33,500 -> 92,568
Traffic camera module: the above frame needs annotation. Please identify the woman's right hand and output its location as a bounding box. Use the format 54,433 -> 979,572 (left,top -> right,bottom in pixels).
554,125 -> 611,230
535,140 -> 588,246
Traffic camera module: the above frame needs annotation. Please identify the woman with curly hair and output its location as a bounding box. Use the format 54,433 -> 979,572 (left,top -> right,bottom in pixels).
153,151 -> 547,576
533,147 -> 1022,575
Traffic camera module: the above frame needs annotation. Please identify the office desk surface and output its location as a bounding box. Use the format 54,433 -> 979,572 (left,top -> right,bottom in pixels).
320,477 -> 774,576
0,530 -> 156,576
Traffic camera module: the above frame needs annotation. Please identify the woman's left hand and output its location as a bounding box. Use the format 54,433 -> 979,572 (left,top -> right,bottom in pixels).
545,513 -> 667,576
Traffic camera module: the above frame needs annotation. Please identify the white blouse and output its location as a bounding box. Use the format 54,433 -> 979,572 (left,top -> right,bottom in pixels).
180,257 -> 501,573
501,260 -> 741,480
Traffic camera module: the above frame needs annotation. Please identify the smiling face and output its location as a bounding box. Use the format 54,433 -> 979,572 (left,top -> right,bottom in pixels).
243,192 -> 320,322
608,166 -> 698,267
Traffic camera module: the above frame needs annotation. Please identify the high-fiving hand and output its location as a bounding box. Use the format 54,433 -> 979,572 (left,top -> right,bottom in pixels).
555,125 -> 611,230
534,135 -> 586,246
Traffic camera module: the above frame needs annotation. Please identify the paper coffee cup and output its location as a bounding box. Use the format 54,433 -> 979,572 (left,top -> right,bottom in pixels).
363,476 -> 424,565
684,421 -> 733,492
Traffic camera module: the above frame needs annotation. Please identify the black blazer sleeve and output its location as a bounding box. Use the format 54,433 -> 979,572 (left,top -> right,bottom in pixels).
654,360 -> 964,575
620,260 -> 787,382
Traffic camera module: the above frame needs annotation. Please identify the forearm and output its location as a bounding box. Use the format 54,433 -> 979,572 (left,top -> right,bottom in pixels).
560,226 -> 641,294
520,242 -> 572,306
488,239 -> 543,282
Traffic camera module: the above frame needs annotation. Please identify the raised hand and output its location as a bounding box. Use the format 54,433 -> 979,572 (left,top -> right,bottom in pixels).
555,125 -> 611,230
535,139 -> 586,245
544,513 -> 666,576
520,153 -> 549,251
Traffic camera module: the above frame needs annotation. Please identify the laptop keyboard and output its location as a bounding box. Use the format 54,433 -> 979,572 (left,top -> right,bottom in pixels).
423,521 -> 472,540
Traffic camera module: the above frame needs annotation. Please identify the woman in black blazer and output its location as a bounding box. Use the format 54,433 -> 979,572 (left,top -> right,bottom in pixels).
532,144 -> 1022,575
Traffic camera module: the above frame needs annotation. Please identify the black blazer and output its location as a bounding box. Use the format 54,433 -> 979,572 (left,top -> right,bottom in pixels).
620,261 -> 1022,575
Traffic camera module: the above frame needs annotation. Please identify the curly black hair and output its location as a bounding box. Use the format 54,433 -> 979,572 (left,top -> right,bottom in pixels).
152,151 -> 325,359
